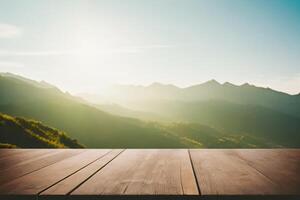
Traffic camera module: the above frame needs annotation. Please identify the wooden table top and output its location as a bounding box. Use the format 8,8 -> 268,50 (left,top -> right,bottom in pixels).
0,149 -> 299,199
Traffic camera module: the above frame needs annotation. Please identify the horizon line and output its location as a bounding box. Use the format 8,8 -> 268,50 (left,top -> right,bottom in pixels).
1,71 -> 299,96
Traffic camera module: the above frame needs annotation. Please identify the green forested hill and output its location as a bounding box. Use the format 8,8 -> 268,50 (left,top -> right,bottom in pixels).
161,122 -> 278,148
0,113 -> 83,148
102,99 -> 300,147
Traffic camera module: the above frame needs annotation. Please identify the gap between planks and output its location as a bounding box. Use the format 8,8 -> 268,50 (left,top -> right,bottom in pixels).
37,149 -> 120,195
65,149 -> 125,195
188,149 -> 201,195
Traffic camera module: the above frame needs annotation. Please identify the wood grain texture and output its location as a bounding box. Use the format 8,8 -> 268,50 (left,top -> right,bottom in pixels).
0,149 -> 111,195
40,149 -> 123,195
0,149 -> 299,197
0,149 -> 84,185
0,149 -> 56,171
189,149 -> 282,195
72,149 -> 199,195
234,149 -> 300,194
0,149 -> 31,159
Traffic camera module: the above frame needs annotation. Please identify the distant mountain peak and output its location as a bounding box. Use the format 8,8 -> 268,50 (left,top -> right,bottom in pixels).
203,79 -> 220,86
241,83 -> 251,87
223,82 -> 235,87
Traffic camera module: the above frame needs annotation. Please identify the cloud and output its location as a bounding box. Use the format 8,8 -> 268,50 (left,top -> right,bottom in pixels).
0,50 -> 71,56
0,49 -> 134,57
0,23 -> 22,38
0,44 -> 172,57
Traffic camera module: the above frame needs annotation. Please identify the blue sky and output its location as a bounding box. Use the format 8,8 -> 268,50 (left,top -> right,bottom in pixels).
0,0 -> 299,94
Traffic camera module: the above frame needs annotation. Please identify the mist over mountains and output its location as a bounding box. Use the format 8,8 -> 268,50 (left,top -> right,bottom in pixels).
107,80 -> 300,118
1,72 -> 299,148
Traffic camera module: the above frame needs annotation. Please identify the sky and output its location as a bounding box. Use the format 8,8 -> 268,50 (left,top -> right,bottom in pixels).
0,0 -> 299,94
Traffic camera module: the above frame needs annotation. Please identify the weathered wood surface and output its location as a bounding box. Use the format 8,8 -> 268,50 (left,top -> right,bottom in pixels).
41,149 -> 123,195
71,149 -> 199,195
0,149 -> 83,185
0,149 -> 299,198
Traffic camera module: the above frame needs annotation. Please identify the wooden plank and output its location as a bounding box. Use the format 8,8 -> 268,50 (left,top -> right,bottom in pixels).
0,149 -> 31,159
0,149 -> 112,195
0,149 -> 56,171
189,149 -> 282,195
71,149 -> 199,195
0,149 -> 84,185
40,149 -> 123,195
234,149 -> 300,194
0,149 -> 78,172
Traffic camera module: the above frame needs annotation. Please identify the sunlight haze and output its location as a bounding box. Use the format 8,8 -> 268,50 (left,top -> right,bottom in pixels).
0,0 -> 300,94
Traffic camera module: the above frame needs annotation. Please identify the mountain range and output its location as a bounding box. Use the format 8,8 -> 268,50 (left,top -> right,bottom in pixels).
1,72 -> 299,148
85,80 -> 300,147
108,80 -> 300,118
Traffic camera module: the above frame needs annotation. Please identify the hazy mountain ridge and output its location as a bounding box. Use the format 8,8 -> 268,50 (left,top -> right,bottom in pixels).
1,73 -> 299,148
0,113 -> 83,148
91,81 -> 300,147
0,72 -> 56,89
110,80 -> 300,118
